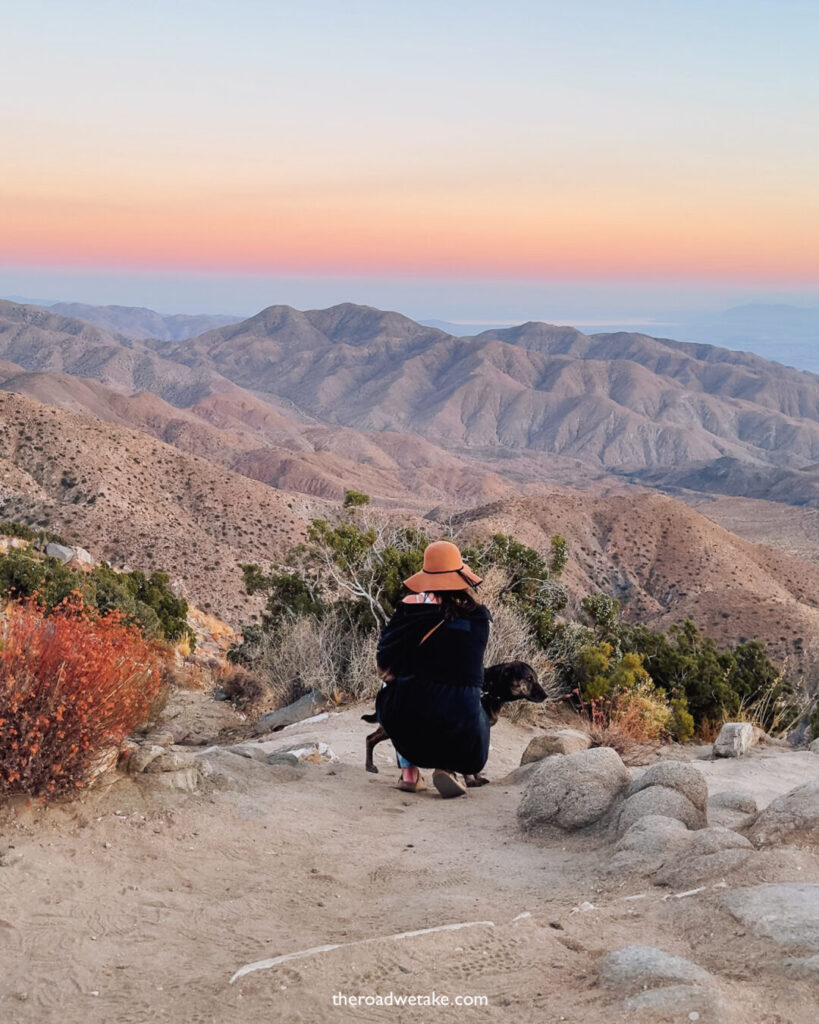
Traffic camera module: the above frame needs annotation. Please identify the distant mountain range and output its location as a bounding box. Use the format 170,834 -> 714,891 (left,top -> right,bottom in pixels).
48,302 -> 239,341
425,304 -> 819,375
2,298 -> 819,508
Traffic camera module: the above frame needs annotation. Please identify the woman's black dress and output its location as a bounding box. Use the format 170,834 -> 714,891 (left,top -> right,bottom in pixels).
375,601 -> 491,775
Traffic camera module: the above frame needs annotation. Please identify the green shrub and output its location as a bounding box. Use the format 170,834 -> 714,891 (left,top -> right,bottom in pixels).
0,549 -> 194,649
342,489 -> 371,508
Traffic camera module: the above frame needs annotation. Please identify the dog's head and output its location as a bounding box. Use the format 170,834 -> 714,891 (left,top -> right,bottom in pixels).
485,661 -> 547,703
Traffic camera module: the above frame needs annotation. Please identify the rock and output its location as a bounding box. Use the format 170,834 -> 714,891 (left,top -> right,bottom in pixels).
143,730 -> 174,747
266,752 -> 301,766
627,761 -> 708,811
623,984 -> 722,1020
126,744 -> 166,773
713,722 -> 755,758
266,740 -> 337,766
226,744 -> 271,763
0,848 -> 24,867
283,711 -> 330,730
212,687 -> 229,701
707,790 -> 758,830
810,738 -> 819,755
617,786 -> 707,837
500,762 -> 540,785
608,815 -> 689,875
520,728 -> 591,763
251,690 -> 324,735
653,827 -> 753,888
783,954 -> 819,980
194,749 -> 304,792
45,542 -> 74,563
146,767 -> 200,792
707,791 -> 758,815
144,750 -> 198,773
745,777 -> 819,847
599,945 -> 711,992
69,546 -> 94,567
517,747 -> 630,832
721,884 -> 819,951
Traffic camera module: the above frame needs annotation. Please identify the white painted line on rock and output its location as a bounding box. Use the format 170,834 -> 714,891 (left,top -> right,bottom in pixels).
229,919 -> 497,984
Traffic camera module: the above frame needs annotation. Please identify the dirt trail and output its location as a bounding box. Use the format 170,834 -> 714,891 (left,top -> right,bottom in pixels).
1,705 -> 817,1023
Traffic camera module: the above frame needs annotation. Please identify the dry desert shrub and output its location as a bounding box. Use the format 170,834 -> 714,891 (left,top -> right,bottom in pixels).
220,667 -> 266,710
252,611 -> 377,707
0,596 -> 162,799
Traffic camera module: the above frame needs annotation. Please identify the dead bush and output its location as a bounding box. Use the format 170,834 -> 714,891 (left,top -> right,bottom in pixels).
220,668 -> 266,710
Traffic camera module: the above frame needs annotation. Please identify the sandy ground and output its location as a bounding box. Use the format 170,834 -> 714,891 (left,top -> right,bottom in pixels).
1,701 -> 818,1024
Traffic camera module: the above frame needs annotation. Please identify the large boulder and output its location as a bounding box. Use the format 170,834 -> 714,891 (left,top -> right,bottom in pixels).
45,541 -> 74,563
599,945 -> 711,992
627,760 -> 708,811
713,722 -> 755,758
809,738 -> 819,755
517,746 -> 630,833
251,690 -> 323,735
745,777 -> 819,847
721,884 -> 819,951
520,728 -> 591,763
616,785 -> 707,837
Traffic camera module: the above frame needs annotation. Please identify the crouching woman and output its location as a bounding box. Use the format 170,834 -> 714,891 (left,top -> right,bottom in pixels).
375,541 -> 491,798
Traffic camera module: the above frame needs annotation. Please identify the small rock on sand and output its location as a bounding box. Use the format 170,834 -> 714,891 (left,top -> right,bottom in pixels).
520,729 -> 591,763
599,945 -> 711,992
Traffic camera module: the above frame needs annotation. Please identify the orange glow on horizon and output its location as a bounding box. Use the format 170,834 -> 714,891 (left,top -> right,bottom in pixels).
2,172 -> 818,284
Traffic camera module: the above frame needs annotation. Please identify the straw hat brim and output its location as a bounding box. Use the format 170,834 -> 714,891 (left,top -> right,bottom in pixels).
403,563 -> 483,593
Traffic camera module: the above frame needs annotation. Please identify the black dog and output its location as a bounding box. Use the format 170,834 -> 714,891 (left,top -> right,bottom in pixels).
362,661 -> 545,786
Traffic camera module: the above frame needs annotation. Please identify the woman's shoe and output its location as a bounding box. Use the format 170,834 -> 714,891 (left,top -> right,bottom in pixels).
397,772 -> 427,793
432,769 -> 467,798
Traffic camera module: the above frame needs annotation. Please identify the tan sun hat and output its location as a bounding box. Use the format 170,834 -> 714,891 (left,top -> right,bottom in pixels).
403,540 -> 483,593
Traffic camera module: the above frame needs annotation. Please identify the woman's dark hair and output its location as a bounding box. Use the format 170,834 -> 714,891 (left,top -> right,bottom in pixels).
436,590 -> 482,618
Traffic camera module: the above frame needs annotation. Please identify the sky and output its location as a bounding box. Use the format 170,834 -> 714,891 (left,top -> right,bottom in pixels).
2,0 -> 818,320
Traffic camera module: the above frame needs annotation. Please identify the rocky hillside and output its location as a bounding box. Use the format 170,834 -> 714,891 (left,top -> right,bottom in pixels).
0,391 -> 326,621
451,492 -> 819,674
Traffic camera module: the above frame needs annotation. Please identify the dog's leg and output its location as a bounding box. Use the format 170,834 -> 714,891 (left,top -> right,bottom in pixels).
365,725 -> 388,773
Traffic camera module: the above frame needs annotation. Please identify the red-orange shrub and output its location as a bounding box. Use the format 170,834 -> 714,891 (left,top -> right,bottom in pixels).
0,597 -> 163,799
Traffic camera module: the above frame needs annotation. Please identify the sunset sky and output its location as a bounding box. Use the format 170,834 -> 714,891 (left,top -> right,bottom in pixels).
2,0 -> 818,319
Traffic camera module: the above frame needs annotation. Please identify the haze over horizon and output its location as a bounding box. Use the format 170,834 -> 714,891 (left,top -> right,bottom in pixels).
2,1 -> 818,326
